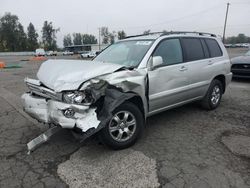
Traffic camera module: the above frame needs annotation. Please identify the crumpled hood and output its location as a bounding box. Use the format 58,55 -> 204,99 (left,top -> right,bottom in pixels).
37,59 -> 124,92
231,56 -> 250,64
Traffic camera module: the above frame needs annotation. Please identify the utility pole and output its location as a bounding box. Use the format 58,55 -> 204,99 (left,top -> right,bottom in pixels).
98,28 -> 101,51
222,2 -> 230,43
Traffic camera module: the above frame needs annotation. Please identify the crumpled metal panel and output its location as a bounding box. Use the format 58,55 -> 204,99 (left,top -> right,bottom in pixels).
23,66 -> 149,130
22,93 -> 100,131
23,62 -> 149,152
37,59 -> 124,92
21,93 -> 50,123
92,68 -> 149,115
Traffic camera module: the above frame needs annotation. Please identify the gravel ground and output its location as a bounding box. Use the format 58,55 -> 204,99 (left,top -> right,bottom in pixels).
0,50 -> 249,188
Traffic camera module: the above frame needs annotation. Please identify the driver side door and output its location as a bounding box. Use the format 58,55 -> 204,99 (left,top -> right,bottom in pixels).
148,38 -> 190,115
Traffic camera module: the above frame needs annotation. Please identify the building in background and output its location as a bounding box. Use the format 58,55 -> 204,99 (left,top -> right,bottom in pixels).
64,44 -> 109,54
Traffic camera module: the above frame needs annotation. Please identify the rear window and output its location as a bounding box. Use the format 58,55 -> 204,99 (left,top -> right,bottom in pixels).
181,38 -> 204,61
205,39 -> 223,57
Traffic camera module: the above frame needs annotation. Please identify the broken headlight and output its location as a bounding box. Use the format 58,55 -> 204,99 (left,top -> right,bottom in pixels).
63,90 -> 94,105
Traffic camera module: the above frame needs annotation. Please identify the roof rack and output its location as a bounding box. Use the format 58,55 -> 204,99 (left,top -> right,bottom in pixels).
125,31 -> 216,39
160,31 -> 217,37
125,32 -> 164,39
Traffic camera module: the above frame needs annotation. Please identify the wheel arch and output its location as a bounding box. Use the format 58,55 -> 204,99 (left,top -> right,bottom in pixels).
126,95 -> 145,120
213,74 -> 226,93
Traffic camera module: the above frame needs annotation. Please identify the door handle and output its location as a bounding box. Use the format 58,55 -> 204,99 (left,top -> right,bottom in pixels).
208,60 -> 214,65
179,66 -> 188,71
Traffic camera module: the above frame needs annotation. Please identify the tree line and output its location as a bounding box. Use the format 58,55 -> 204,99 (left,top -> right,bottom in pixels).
225,34 -> 250,44
0,12 -> 58,52
1,12 -> 249,51
63,27 -> 127,47
100,27 -> 127,44
63,33 -> 97,47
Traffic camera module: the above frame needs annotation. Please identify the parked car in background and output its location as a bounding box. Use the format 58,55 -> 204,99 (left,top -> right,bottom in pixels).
224,43 -> 250,48
242,43 -> 250,48
81,51 -> 97,58
224,44 -> 232,48
231,50 -> 250,78
46,51 -> 57,56
62,51 -> 74,55
22,31 -> 232,150
35,48 -> 45,56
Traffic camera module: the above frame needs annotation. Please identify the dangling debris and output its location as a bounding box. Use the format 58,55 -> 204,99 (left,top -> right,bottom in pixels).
27,126 -> 61,154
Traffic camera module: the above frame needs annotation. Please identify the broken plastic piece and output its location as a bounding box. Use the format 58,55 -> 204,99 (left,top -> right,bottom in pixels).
27,126 -> 61,154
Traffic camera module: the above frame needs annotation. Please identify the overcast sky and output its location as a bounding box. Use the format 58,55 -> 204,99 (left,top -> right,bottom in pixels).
1,0 -> 250,47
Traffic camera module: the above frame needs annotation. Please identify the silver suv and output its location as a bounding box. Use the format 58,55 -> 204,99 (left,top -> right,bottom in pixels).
22,32 -> 232,150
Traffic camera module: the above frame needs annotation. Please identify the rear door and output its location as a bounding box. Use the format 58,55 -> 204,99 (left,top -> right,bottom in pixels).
180,37 -> 213,98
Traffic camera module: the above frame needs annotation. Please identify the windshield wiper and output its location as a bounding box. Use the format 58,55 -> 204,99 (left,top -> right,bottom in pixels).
115,66 -> 135,72
124,66 -> 136,70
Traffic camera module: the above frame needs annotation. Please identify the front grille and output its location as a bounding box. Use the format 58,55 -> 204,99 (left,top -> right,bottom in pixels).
26,81 -> 61,100
232,64 -> 250,70
231,63 -> 250,77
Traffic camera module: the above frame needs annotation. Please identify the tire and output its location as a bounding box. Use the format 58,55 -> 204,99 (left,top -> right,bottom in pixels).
99,102 -> 144,150
201,79 -> 223,110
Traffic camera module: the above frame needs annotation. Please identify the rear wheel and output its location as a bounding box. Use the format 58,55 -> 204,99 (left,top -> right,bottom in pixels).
201,79 -> 223,110
99,102 -> 144,150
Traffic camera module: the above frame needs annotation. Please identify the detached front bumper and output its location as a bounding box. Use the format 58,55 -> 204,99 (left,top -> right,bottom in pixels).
21,93 -> 100,132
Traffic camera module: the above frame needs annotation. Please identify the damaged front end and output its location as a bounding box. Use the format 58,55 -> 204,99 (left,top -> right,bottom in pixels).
22,78 -> 100,131
22,64 -> 148,153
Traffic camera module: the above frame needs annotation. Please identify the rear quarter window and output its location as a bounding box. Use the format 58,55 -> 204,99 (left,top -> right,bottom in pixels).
181,38 -> 204,62
205,39 -> 223,57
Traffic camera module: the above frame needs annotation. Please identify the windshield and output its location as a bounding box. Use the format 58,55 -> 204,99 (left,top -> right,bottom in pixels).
94,40 -> 153,67
245,50 -> 250,56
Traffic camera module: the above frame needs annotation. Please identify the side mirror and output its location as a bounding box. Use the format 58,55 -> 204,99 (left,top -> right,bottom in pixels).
150,56 -> 163,70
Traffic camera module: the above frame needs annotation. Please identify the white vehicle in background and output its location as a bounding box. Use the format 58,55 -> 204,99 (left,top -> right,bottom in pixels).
46,51 -> 57,56
242,43 -> 250,48
81,51 -> 96,58
62,51 -> 74,56
35,48 -> 46,56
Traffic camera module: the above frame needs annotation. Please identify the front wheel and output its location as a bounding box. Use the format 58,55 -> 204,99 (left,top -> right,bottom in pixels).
99,102 -> 144,150
201,79 -> 223,110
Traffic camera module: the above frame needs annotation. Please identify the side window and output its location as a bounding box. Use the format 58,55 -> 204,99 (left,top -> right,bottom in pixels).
200,39 -> 210,58
181,38 -> 204,61
153,39 -> 183,65
205,39 -> 223,57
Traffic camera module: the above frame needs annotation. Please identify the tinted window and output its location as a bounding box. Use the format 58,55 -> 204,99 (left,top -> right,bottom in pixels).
153,39 -> 183,65
205,39 -> 223,57
200,39 -> 210,58
181,38 -> 204,61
